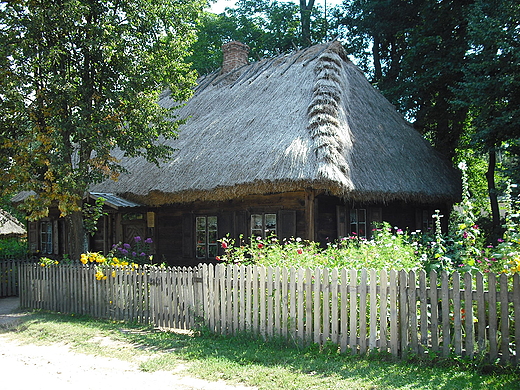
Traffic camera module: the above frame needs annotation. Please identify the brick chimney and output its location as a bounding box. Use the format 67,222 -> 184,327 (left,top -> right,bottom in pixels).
221,41 -> 250,74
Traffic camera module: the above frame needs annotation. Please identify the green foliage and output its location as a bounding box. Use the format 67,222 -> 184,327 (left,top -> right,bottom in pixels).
0,0 -> 204,256
218,223 -> 421,271
82,197 -> 107,236
189,0 -> 327,74
0,238 -> 28,260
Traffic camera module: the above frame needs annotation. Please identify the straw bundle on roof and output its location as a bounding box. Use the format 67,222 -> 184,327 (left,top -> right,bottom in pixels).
90,41 -> 459,206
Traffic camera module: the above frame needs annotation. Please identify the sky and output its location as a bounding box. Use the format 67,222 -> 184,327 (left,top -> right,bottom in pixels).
207,0 -> 343,15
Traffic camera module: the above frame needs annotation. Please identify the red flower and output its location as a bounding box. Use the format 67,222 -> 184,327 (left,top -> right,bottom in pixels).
216,256 -> 221,261
258,243 -> 264,249
297,249 -> 303,255
221,242 -> 228,249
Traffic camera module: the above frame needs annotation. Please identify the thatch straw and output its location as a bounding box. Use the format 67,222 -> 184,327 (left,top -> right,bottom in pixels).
90,41 -> 459,206
0,209 -> 26,237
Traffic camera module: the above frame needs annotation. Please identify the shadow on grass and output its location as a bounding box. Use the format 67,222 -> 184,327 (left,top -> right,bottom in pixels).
3,311 -> 520,390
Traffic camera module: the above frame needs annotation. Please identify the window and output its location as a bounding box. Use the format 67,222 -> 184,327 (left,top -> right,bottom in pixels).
196,216 -> 218,259
251,213 -> 277,238
40,221 -> 53,254
421,210 -> 434,232
349,209 -> 367,237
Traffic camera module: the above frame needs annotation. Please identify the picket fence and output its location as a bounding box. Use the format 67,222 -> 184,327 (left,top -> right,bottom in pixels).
0,259 -> 29,298
19,262 -> 520,365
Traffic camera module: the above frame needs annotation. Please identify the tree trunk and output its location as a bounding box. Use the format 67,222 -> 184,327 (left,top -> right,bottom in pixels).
486,149 -> 501,232
67,209 -> 88,261
300,0 -> 315,47
372,34 -> 382,83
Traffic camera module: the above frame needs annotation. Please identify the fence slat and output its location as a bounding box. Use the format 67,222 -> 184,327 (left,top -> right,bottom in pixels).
409,270 -> 418,354
399,270 -> 409,357
488,273 -> 498,361
350,269 -> 358,354
476,271 -> 486,354
297,268 -> 305,342
359,269 -> 368,354
464,272 -> 474,358
314,267 -> 322,345
514,273 -> 520,366
500,273 -> 510,363
379,269 -> 388,353
340,268 -> 348,353
453,272 -> 462,355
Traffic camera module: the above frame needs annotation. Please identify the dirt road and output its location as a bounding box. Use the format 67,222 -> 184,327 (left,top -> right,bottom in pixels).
0,297 -> 257,390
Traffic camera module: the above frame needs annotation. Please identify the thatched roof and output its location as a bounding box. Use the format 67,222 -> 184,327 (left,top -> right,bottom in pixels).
0,209 -> 26,237
91,41 -> 459,206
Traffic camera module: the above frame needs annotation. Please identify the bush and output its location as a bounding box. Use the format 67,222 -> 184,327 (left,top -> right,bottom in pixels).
0,238 -> 28,259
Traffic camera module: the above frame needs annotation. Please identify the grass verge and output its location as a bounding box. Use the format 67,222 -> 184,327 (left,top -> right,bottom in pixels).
1,310 -> 519,390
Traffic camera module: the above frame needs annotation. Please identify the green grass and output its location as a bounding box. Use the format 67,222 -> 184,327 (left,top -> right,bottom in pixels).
2,310 -> 519,389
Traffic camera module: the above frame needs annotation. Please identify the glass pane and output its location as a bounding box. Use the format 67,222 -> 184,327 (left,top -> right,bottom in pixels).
208,244 -> 218,258
196,230 -> 206,245
196,245 -> 206,258
207,216 -> 217,230
358,209 -> 367,223
350,209 -> 357,223
196,217 -> 206,231
208,230 -> 217,244
358,222 -> 366,237
251,214 -> 262,230
265,214 -> 276,235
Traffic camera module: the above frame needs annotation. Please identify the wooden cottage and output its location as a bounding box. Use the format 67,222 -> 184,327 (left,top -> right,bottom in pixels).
23,41 -> 460,265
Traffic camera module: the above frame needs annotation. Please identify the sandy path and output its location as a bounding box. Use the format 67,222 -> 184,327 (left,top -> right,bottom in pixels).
0,297 -> 256,390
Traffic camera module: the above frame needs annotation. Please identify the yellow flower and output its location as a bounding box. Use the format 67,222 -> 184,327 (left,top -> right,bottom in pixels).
111,270 -> 116,278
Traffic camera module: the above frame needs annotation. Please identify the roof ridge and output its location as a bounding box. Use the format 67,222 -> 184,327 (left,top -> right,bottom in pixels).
307,45 -> 353,188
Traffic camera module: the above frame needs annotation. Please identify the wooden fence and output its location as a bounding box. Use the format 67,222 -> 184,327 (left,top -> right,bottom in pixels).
19,263 -> 520,365
0,259 -> 30,298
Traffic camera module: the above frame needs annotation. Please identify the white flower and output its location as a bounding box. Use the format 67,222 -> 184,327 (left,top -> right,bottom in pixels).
458,161 -> 467,171
295,237 -> 302,242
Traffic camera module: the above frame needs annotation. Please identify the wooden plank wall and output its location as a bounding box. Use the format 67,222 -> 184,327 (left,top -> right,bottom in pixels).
18,263 -> 520,365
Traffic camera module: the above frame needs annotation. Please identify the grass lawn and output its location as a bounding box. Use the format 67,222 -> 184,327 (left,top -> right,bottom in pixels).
2,311 -> 519,389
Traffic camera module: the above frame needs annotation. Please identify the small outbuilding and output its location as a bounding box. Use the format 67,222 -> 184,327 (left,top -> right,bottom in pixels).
0,209 -> 26,238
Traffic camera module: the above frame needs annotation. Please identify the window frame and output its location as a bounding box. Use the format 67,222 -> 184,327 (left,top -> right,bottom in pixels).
40,221 -> 53,254
349,208 -> 367,238
250,213 -> 277,239
195,215 -> 218,259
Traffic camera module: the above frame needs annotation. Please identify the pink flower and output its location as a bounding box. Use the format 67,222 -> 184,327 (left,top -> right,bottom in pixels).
221,242 -> 228,249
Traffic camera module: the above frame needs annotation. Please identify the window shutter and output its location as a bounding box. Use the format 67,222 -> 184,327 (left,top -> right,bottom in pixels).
28,222 -> 38,254
182,214 -> 193,258
234,211 -> 247,241
336,206 -> 347,238
278,210 -> 296,240
53,220 -> 59,255
218,212 -> 233,241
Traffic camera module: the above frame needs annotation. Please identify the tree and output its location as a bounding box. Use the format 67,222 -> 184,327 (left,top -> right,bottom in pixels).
189,0 -> 327,74
333,0 -> 472,161
0,0 -> 204,260
456,0 -> 520,231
